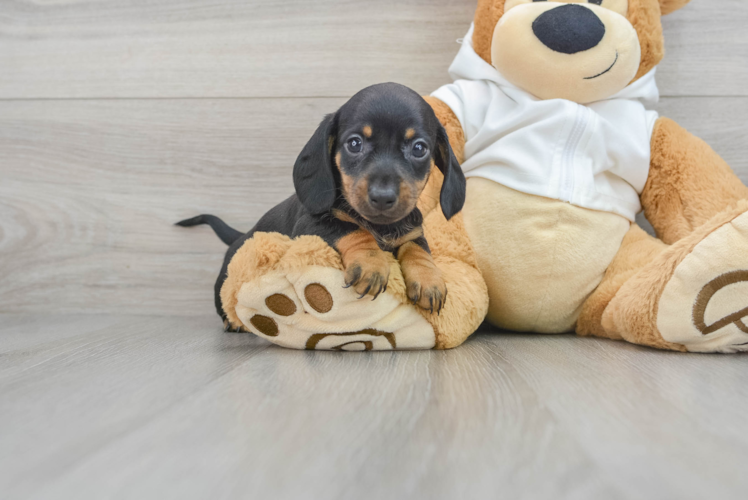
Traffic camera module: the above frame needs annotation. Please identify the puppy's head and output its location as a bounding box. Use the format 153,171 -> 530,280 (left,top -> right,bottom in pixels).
472,0 -> 691,104
293,83 -> 465,225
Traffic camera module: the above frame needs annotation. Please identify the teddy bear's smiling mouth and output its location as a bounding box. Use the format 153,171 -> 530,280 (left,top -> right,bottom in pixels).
584,51 -> 619,80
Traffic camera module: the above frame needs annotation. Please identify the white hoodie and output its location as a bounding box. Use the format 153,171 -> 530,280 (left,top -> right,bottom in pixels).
431,24 -> 660,222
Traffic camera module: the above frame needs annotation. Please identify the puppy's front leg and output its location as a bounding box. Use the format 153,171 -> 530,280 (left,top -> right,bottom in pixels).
336,229 -> 391,300
398,238 -> 447,314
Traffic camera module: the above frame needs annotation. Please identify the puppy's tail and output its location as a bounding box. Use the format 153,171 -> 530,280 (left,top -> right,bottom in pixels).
175,215 -> 243,246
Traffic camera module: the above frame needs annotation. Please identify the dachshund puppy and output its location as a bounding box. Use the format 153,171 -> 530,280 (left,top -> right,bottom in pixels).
178,83 -> 466,319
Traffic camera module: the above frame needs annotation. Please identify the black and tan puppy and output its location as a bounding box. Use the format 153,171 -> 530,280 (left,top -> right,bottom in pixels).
178,83 -> 466,319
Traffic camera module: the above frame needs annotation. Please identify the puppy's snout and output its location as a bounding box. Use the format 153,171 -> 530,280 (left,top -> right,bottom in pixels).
532,4 -> 605,55
368,183 -> 399,212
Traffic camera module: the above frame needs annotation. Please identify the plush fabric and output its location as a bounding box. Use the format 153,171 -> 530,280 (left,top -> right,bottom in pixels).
658,0 -> 691,16
603,202 -> 748,353
492,4 -> 642,103
472,0 -> 507,65
577,223 -> 668,340
643,117 -> 748,244
435,0 -> 748,353
472,0 -> 670,85
464,178 -> 630,333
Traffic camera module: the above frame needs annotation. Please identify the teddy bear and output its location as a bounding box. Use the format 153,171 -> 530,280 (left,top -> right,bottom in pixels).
219,0 -> 748,353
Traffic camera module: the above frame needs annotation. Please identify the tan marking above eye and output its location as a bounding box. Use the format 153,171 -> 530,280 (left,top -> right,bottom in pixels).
405,128 -> 416,140
363,126 -> 373,138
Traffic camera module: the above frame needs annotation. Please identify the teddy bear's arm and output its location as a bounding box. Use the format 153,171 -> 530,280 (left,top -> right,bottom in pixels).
641,117 -> 748,245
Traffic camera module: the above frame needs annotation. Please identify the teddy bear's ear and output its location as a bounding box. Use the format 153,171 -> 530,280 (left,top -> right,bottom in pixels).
472,0 -> 507,65
659,0 -> 691,15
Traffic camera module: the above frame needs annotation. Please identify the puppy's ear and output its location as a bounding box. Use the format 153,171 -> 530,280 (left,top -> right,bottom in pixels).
293,113 -> 338,214
434,124 -> 466,220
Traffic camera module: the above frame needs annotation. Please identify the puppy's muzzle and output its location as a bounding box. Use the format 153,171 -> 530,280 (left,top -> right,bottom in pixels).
532,4 -> 606,54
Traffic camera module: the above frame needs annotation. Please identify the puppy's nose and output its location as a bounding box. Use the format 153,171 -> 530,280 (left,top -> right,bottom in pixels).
532,4 -> 606,54
368,185 -> 398,211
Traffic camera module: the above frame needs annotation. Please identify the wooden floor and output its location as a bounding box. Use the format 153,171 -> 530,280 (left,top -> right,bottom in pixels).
0,315 -> 748,500
2,0 -> 748,498
1,314 -> 747,500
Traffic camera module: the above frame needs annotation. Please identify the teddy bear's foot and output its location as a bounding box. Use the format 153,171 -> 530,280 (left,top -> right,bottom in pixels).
220,232 -> 437,351
603,202 -> 748,353
233,267 -> 436,351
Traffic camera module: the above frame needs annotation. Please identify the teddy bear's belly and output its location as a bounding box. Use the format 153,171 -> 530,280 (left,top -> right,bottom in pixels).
463,177 -> 631,333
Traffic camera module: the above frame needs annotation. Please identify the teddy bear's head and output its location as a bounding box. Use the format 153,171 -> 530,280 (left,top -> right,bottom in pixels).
473,0 -> 690,103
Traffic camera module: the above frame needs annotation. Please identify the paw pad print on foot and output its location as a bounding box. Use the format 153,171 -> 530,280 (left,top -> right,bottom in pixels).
304,284 -> 333,313
658,210 -> 748,353
249,314 -> 279,337
232,265 -> 436,351
265,293 -> 297,317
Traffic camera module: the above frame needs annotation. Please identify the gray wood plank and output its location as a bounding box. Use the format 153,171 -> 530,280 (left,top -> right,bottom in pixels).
0,314 -> 123,355
2,96 -> 747,315
658,0 -> 748,97
0,0 -> 745,99
2,314 -> 747,500
493,334 -> 748,500
0,314 -> 268,499
0,0 -> 473,99
0,97 -> 344,316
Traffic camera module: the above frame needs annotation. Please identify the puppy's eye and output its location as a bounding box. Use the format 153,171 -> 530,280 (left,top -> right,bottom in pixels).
411,141 -> 429,159
346,136 -> 363,154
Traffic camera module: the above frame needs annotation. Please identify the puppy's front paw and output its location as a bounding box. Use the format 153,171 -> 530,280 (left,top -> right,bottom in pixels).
344,251 -> 391,299
398,241 -> 447,314
405,271 -> 447,314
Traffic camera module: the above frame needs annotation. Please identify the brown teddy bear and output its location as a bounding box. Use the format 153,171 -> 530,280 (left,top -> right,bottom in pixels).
219,0 -> 748,353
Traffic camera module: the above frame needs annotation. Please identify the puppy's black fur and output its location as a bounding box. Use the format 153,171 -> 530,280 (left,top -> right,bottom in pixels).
178,83 -> 465,319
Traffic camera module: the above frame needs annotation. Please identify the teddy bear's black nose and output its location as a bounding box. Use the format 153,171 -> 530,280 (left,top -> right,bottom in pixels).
532,4 -> 606,54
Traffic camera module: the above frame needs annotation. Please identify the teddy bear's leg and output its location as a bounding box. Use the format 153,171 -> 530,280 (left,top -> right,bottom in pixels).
418,201 -> 489,349
599,201 -> 748,353
581,117 -> 748,352
577,224 -> 668,341
641,117 -> 748,244
580,119 -> 748,352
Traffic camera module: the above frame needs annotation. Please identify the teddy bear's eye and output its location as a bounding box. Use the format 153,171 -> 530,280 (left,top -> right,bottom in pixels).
588,0 -> 603,5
